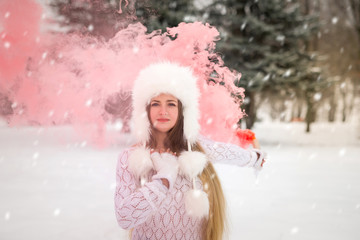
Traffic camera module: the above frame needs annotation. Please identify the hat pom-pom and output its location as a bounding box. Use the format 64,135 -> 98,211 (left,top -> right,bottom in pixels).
185,189 -> 209,219
128,147 -> 152,180
178,151 -> 208,179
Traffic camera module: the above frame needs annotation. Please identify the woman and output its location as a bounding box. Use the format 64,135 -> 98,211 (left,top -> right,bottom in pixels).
114,62 -> 265,240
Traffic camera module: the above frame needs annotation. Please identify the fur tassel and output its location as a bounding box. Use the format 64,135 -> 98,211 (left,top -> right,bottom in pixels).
178,151 -> 208,179
128,147 -> 153,180
185,189 -> 209,218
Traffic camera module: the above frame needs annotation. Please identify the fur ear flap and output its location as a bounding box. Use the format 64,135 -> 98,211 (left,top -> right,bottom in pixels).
128,147 -> 153,180
178,151 -> 208,179
185,189 -> 209,218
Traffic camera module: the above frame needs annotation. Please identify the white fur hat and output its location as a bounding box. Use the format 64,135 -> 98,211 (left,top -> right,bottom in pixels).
132,62 -> 200,144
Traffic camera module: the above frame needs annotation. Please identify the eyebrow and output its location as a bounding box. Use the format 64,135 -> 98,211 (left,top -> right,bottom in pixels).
151,100 -> 177,103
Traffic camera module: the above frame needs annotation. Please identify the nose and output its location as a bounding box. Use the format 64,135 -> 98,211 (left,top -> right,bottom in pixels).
159,106 -> 168,116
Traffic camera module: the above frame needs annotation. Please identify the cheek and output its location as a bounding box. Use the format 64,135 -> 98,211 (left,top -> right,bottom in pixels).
172,108 -> 179,121
149,108 -> 156,124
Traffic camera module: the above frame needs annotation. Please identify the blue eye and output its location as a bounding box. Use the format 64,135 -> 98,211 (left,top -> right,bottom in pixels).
168,103 -> 176,107
151,103 -> 159,107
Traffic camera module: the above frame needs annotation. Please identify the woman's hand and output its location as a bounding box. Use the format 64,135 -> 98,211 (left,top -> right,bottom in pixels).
252,138 -> 260,149
150,149 -> 179,190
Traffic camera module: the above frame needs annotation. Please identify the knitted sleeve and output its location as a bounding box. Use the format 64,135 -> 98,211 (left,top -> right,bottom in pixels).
198,135 -> 264,168
114,149 -> 168,230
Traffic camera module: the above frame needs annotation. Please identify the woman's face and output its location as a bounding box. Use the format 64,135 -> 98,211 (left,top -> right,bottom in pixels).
149,93 -> 179,134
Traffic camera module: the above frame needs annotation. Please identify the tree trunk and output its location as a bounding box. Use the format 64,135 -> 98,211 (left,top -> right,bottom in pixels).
342,95 -> 347,122
328,97 -> 337,122
245,91 -> 257,129
305,92 -> 315,133
340,81 -> 348,122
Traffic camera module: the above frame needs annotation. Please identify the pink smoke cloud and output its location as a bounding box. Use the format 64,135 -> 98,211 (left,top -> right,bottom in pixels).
0,0 -> 245,146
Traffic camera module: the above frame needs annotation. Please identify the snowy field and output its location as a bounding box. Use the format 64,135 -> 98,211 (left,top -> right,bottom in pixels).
1,121 -> 360,240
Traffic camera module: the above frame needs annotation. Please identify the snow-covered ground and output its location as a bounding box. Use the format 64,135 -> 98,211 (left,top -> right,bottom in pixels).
1,121 -> 359,240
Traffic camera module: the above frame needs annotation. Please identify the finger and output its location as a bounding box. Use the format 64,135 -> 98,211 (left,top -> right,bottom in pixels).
261,159 -> 265,167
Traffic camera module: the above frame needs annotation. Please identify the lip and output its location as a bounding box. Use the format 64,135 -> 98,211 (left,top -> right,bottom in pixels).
157,118 -> 170,122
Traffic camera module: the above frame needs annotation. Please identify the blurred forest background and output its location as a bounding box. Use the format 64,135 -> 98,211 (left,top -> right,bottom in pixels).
1,0 -> 359,133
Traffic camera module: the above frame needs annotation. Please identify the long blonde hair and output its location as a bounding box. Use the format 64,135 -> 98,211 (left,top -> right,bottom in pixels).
146,100 -> 227,240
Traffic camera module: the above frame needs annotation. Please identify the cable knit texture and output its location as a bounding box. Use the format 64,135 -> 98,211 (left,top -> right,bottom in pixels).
114,137 -> 264,239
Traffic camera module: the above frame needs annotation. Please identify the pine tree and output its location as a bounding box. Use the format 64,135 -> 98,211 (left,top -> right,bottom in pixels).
49,0 -> 196,38
203,0 -> 323,129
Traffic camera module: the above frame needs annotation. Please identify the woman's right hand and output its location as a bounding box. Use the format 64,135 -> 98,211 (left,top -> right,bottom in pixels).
150,150 -> 179,190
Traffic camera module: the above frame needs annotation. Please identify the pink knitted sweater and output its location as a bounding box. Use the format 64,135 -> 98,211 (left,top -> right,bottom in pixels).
114,137 -> 260,239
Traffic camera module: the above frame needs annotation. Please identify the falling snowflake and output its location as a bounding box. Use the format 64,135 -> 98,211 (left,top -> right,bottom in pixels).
283,69 -> 291,77
85,99 -> 92,107
313,93 -> 322,101
109,182 -> 116,190
331,17 -> 338,24
263,74 -> 270,81
338,148 -> 346,157
33,152 -> 39,159
241,22 -> 247,31
4,42 -> 11,49
11,102 -> 17,109
4,211 -> 10,221
276,35 -> 285,42
53,208 -> 61,217
308,153 -> 317,160
88,24 -> 94,32
290,227 -> 299,234
133,46 -> 139,53
114,120 -> 123,131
